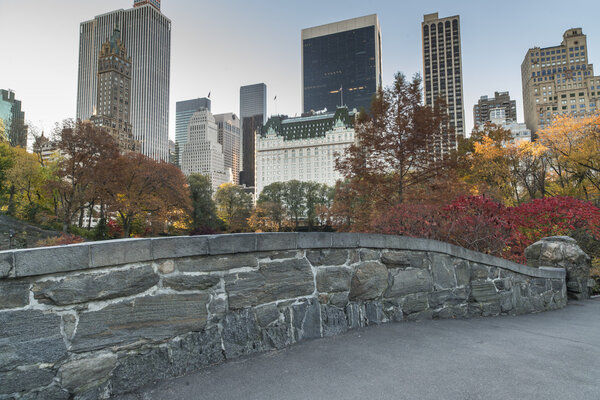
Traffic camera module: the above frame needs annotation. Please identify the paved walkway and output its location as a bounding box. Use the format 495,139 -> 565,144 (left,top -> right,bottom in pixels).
116,299 -> 600,400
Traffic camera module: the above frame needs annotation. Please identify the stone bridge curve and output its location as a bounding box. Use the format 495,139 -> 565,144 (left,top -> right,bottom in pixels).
0,233 -> 567,399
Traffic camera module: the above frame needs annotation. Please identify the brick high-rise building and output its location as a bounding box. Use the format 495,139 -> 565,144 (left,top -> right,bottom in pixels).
522,28 -> 600,135
91,23 -> 137,152
422,12 -> 464,158
473,91 -> 517,127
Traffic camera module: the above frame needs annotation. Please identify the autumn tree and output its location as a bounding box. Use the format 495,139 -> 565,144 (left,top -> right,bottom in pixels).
256,182 -> 287,231
214,183 -> 253,232
335,72 -> 451,207
188,173 -> 219,230
50,120 -> 119,232
538,114 -> 600,200
103,152 -> 191,238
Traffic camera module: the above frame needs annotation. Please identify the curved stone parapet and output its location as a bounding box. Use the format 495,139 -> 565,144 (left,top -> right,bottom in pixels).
0,233 -> 567,399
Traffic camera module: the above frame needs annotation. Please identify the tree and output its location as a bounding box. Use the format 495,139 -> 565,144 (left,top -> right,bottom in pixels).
4,146 -> 48,220
50,120 -> 119,232
214,183 -> 253,232
256,182 -> 287,231
187,173 -> 219,230
282,180 -> 306,229
335,72 -> 451,207
538,115 -> 600,200
103,152 -> 191,238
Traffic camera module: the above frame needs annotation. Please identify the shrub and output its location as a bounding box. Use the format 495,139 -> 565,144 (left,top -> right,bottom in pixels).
35,233 -> 85,248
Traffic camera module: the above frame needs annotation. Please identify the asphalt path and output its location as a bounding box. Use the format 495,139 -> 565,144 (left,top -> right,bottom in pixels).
115,298 -> 600,400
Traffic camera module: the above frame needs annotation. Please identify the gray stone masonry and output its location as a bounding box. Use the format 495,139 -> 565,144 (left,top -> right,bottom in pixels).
0,233 -> 570,399
525,236 -> 591,300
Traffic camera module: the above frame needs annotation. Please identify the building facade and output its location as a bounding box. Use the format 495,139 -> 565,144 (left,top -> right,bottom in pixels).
255,107 -> 355,197
181,109 -> 228,194
77,1 -> 171,161
239,83 -> 267,188
422,12 -> 465,156
473,91 -> 517,127
302,14 -> 382,114
214,113 -> 241,185
522,28 -> 600,135
0,89 -> 27,148
90,25 -> 137,153
175,98 -> 211,166
489,108 -> 531,143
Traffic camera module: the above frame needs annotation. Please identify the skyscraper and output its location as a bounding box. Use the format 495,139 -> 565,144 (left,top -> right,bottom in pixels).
422,12 -> 465,156
239,83 -> 267,188
302,15 -> 382,114
91,24 -> 137,153
175,98 -> 211,166
181,109 -> 228,193
0,89 -> 27,148
522,28 -> 599,135
76,1 -> 171,161
473,92 -> 517,127
214,113 -> 241,185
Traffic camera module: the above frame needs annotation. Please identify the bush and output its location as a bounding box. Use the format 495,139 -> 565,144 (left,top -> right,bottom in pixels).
35,233 -> 85,248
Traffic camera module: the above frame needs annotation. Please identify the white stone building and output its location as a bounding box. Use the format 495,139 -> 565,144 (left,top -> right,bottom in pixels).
255,107 -> 355,197
181,109 -> 229,193
490,108 -> 532,143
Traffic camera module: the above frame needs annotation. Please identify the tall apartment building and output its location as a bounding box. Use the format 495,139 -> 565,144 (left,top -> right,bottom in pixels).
239,83 -> 267,188
522,28 -> 600,135
422,12 -> 465,156
181,109 -> 228,194
302,15 -> 382,114
214,113 -> 241,185
175,98 -> 211,166
0,89 -> 27,148
90,24 -> 137,153
255,107 -> 355,197
488,108 -> 531,143
473,91 -> 517,127
77,0 -> 171,161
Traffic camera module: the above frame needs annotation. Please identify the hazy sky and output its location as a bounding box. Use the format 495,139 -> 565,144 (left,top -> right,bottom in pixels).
1,0 -> 599,140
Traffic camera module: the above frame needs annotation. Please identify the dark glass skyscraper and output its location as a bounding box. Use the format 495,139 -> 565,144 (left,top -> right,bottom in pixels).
302,15 -> 382,114
239,83 -> 267,188
0,89 -> 27,148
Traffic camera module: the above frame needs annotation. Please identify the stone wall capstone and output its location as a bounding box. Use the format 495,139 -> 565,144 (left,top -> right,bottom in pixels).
0,233 -> 568,399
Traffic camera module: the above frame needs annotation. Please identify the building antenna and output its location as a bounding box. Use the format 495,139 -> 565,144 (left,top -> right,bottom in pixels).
339,84 -> 343,107
274,95 -> 278,116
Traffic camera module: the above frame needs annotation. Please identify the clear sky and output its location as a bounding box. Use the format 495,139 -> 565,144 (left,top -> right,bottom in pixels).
1,0 -> 599,140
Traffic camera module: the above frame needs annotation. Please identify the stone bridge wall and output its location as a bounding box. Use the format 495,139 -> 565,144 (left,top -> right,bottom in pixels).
0,233 -> 566,400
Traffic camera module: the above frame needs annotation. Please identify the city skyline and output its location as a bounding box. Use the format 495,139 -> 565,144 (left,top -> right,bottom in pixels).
1,0 -> 599,141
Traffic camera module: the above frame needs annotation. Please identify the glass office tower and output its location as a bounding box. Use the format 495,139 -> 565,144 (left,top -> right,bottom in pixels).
239,83 -> 267,188
302,15 -> 382,114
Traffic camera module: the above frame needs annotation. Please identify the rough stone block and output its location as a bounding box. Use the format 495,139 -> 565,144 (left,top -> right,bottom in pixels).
254,304 -> 280,327
222,309 -> 263,358
431,254 -> 457,289
346,303 -> 363,329
365,301 -> 385,325
168,326 -> 224,375
20,385 -> 70,400
14,243 -> 89,277
331,232 -> 360,248
262,323 -> 293,350
428,289 -> 466,308
33,265 -> 158,306
297,232 -> 332,249
434,305 -> 467,319
321,305 -> 348,337
177,253 -> 258,273
400,292 -> 429,314
152,236 -> 209,260
90,239 -> 152,267
316,267 -> 352,293
255,232 -> 297,252
0,367 -> 55,395
329,291 -> 350,308
110,347 -> 171,395
224,258 -> 314,309
162,274 -> 219,291
359,249 -> 380,261
470,263 -> 489,281
71,293 -> 209,352
470,281 -> 499,303
381,251 -> 427,269
500,292 -> 514,313
0,252 -> 13,279
209,234 -> 256,255
0,281 -> 29,309
307,249 -> 348,266
292,298 -> 321,341
257,251 -> 299,260
454,260 -> 470,287
385,268 -> 432,298
349,261 -> 388,300
0,310 -> 65,371
59,354 -> 117,393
